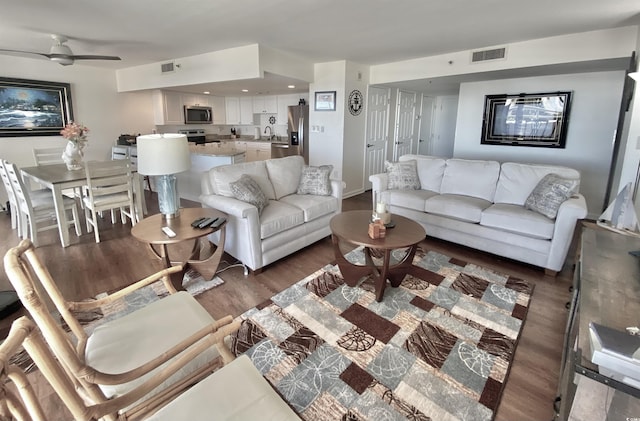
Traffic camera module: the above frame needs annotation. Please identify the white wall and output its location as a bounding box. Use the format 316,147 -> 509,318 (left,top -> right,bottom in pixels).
454,71 -> 625,218
0,55 -> 155,207
309,61 -> 346,186
343,61 -> 369,196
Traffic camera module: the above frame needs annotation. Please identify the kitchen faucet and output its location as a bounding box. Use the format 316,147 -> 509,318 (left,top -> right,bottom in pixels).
264,126 -> 275,140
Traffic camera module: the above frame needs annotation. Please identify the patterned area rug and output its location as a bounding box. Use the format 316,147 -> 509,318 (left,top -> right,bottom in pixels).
230,248 -> 534,421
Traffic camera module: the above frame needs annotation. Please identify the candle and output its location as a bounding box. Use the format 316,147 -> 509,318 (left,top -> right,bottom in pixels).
376,202 -> 386,214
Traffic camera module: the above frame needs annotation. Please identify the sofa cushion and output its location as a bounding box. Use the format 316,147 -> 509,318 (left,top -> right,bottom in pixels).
259,200 -> 304,239
440,159 -> 500,201
385,189 -> 439,212
385,160 -> 421,190
297,165 -> 333,195
494,162 -> 581,205
230,174 -> 268,215
208,161 -> 275,200
280,194 -> 338,222
266,156 -> 304,199
481,203 -> 556,240
399,155 -> 446,192
424,194 -> 492,223
525,173 -> 580,219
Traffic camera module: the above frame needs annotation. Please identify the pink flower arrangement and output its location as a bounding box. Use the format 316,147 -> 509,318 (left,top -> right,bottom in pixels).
60,122 -> 89,145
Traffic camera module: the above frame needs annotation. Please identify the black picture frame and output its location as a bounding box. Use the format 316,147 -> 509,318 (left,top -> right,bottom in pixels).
314,91 -> 336,111
0,77 -> 73,137
481,91 -> 572,148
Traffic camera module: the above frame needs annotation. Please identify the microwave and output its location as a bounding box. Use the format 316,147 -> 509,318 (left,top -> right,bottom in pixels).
184,105 -> 212,124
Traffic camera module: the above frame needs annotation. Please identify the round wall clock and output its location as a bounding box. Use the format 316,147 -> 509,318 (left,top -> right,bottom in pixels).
348,90 -> 363,116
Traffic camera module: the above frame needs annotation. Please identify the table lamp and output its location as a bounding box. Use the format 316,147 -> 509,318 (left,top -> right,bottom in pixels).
136,133 -> 190,219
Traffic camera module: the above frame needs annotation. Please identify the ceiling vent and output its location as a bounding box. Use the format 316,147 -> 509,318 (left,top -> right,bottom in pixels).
471,47 -> 506,63
160,62 -> 175,73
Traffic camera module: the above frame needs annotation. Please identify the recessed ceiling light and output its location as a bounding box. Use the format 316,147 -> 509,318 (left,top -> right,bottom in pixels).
203,91 -> 210,95
288,85 -> 295,89
242,89 -> 249,93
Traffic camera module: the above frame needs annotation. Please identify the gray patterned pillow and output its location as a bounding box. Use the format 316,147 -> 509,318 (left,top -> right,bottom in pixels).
525,173 -> 579,219
297,165 -> 333,195
385,160 -> 420,190
230,174 -> 269,214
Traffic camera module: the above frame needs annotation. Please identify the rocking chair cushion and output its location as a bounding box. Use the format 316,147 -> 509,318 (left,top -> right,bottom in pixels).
147,355 -> 300,421
85,291 -> 219,403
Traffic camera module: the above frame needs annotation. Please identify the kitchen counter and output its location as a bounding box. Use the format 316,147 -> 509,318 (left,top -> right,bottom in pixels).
189,143 -> 244,157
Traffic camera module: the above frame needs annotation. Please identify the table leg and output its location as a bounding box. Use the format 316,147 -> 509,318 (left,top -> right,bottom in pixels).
331,235 -> 376,287
187,226 -> 226,281
51,186 -> 70,247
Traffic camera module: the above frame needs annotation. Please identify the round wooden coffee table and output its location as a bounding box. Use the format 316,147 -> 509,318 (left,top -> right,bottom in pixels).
330,210 -> 428,302
131,207 -> 227,292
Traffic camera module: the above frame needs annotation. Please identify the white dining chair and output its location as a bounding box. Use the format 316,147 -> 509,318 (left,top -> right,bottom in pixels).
3,160 -> 81,247
83,160 -> 136,243
32,146 -> 84,203
0,160 -> 20,233
111,145 -> 130,161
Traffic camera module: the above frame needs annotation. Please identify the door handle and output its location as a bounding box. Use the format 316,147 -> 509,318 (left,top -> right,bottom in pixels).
366,144 -> 374,148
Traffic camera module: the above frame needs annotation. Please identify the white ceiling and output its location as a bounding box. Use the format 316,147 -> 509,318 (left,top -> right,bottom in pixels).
1,0 -> 638,95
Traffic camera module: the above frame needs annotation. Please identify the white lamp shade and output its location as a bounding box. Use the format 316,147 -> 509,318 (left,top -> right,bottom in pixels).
136,134 -> 191,175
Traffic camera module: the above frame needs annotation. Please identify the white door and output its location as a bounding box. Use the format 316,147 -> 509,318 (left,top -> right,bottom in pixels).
418,96 -> 435,155
432,96 -> 458,158
394,90 -> 417,160
365,87 -> 390,186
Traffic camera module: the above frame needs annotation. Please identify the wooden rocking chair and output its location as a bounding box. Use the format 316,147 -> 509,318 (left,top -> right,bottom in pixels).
3,239 -> 240,421
0,317 -> 300,421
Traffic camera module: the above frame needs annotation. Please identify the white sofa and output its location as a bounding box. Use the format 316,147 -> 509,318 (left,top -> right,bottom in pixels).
370,155 -> 588,274
200,155 -> 343,272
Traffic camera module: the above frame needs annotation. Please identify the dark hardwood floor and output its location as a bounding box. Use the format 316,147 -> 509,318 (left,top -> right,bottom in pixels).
0,190 -> 573,421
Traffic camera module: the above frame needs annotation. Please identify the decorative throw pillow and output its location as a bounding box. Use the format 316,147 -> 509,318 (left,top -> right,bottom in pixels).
297,165 -> 333,195
385,160 -> 420,190
230,174 -> 269,215
525,173 -> 579,219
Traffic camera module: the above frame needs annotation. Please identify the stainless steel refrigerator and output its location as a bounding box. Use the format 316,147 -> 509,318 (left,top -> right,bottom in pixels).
271,104 -> 309,164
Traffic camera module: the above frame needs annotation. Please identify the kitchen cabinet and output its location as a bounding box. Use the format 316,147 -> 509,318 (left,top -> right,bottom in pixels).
246,142 -> 271,162
225,96 -> 254,125
240,97 -> 254,124
152,90 -> 184,125
225,97 -> 240,125
277,93 -> 307,125
183,94 -> 210,107
209,96 -> 226,125
252,95 -> 277,114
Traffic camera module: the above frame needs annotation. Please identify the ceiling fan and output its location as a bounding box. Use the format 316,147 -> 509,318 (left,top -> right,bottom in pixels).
0,34 -> 121,66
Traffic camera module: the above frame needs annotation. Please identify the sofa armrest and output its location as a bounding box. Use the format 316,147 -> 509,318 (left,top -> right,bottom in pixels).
199,194 -> 257,219
331,179 -> 346,211
546,194 -> 588,272
369,173 -> 388,195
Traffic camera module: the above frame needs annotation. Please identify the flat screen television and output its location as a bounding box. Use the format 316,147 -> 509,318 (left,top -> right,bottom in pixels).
481,91 -> 572,148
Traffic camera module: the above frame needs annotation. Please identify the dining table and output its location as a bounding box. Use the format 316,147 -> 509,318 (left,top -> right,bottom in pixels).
20,163 -> 146,247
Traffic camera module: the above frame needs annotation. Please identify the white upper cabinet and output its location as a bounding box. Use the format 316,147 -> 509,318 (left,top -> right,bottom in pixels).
226,96 -> 255,125
183,94 -> 210,107
225,97 -> 240,125
253,95 -> 277,114
152,90 -> 184,125
277,93 -> 307,124
240,96 -> 254,124
209,96 -> 226,125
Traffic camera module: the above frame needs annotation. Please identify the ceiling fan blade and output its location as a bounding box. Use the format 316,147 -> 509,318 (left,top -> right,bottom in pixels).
69,55 -> 121,61
0,48 -> 51,59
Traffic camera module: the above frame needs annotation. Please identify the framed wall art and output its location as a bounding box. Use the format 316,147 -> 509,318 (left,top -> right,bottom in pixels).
314,91 -> 336,111
481,91 -> 572,148
0,77 -> 73,137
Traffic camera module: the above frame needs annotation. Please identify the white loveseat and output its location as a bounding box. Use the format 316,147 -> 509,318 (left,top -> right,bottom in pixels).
370,155 -> 588,274
200,155 -> 343,272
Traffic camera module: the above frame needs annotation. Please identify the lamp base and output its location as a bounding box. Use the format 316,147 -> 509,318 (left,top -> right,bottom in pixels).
155,174 -> 181,218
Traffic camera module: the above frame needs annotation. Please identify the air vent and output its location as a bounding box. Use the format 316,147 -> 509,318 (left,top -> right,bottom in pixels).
471,47 -> 506,63
160,62 -> 175,73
